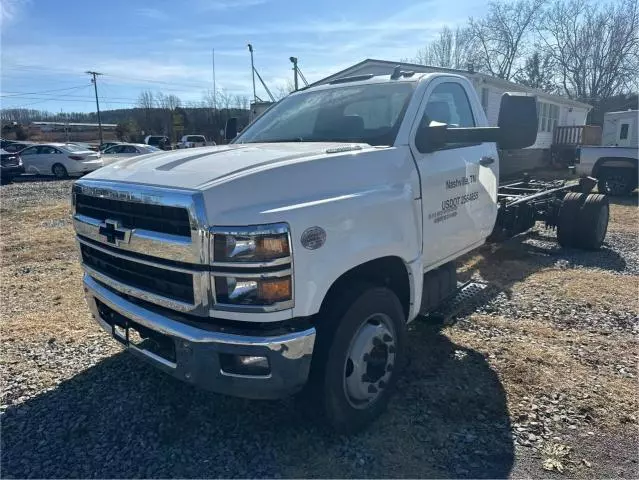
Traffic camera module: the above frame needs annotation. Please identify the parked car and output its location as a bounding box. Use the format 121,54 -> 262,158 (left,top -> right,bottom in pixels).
144,135 -> 171,150
99,141 -> 124,151
2,141 -> 34,153
101,143 -> 161,165
0,139 -> 17,150
0,148 -> 25,183
69,142 -> 99,152
20,143 -> 102,178
72,71 -> 610,433
176,135 -> 214,149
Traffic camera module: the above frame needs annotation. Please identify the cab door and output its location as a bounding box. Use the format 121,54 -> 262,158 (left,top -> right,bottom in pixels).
409,76 -> 498,269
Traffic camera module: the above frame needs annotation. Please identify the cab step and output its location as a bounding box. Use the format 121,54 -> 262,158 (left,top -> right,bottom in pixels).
422,280 -> 490,325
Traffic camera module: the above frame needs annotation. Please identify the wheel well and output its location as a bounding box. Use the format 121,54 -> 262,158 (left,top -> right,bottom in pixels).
592,157 -> 638,177
319,256 -> 411,320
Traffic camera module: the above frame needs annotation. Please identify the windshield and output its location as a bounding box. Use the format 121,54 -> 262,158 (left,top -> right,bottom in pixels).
234,82 -> 415,146
145,146 -> 161,152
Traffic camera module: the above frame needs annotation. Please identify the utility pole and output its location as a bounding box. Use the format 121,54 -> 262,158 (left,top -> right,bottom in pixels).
290,57 -> 298,91
247,43 -> 257,103
212,48 -> 217,139
86,71 -> 103,146
212,49 -> 217,112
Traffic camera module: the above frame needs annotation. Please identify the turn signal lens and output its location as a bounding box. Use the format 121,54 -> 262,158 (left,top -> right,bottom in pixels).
214,275 -> 292,306
257,277 -> 292,303
258,236 -> 289,258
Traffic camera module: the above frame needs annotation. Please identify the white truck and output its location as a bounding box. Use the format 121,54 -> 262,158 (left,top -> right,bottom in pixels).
72,69 -> 609,433
575,111 -> 638,196
176,135 -> 214,149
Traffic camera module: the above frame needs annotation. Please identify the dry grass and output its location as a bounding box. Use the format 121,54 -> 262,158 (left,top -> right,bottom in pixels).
449,315 -> 638,428
1,201 -> 95,341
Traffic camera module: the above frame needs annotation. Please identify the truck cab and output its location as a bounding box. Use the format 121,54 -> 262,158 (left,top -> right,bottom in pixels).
72,71 -> 559,432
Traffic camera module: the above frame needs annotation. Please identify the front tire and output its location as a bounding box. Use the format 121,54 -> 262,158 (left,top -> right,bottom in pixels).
52,163 -> 68,179
310,284 -> 407,434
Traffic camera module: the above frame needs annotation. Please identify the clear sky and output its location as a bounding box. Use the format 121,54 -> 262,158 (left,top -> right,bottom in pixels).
1,0 -> 488,113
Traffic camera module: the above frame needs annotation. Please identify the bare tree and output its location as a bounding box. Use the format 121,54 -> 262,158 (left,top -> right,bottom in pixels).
514,51 -> 558,92
539,0 -> 639,101
136,90 -> 155,132
469,0 -> 546,79
414,26 -> 480,70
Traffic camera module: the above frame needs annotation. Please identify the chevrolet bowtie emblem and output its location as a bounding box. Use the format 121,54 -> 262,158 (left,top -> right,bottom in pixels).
98,219 -> 131,246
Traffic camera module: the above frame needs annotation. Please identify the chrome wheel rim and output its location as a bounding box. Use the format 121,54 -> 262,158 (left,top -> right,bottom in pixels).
343,313 -> 396,409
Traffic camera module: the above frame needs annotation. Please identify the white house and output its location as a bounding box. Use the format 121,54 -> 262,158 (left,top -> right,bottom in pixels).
311,59 -> 593,176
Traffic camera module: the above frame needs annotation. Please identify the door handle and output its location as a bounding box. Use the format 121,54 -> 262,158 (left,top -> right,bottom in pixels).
479,156 -> 495,166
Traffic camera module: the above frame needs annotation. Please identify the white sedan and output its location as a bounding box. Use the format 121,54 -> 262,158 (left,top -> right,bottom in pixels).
20,143 -> 102,178
101,143 -> 161,165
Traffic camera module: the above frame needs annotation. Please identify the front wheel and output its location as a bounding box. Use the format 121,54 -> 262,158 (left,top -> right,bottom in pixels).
52,163 -> 68,179
310,285 -> 407,434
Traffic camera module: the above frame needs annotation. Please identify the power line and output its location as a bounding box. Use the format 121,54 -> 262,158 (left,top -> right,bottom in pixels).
103,72 -> 213,90
0,85 -> 91,98
1,92 -> 140,102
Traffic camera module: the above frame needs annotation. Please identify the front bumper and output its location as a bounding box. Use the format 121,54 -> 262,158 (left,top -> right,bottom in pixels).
83,274 -> 316,399
71,160 -> 103,175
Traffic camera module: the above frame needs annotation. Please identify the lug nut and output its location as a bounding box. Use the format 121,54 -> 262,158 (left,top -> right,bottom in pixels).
368,385 -> 378,394
361,374 -> 370,382
389,346 -> 396,354
378,380 -> 386,389
383,334 -> 392,343
387,363 -> 393,372
373,337 -> 383,347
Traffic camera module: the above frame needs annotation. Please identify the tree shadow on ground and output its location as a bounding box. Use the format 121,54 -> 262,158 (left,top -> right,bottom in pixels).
1,322 -> 513,479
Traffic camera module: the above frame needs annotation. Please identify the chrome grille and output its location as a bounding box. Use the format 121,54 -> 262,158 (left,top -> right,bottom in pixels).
75,192 -> 191,237
81,243 -> 194,303
73,179 -> 210,316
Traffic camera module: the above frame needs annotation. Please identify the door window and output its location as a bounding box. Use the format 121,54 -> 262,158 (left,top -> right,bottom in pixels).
422,82 -> 475,128
620,123 -> 629,140
20,146 -> 38,156
122,145 -> 138,153
38,146 -> 60,154
417,82 -> 477,151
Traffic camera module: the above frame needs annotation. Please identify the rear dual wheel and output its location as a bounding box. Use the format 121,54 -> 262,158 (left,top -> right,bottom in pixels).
557,192 -> 609,250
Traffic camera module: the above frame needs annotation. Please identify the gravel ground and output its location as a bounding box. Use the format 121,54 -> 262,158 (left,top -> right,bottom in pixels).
1,178 -> 637,478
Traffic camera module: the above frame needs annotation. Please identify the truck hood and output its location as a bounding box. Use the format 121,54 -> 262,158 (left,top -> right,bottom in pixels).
84,142 -> 371,190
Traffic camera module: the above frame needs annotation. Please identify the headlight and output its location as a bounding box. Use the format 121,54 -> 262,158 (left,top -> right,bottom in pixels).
210,224 -> 293,310
211,223 -> 290,263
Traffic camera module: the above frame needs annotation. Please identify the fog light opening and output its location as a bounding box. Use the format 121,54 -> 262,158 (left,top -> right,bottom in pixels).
220,354 -> 271,377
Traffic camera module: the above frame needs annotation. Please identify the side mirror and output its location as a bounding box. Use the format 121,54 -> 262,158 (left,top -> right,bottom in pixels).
497,93 -> 538,150
415,121 -> 447,153
415,93 -> 538,152
225,118 -> 238,141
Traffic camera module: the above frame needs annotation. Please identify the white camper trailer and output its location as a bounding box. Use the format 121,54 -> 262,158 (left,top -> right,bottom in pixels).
602,110 -> 638,148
